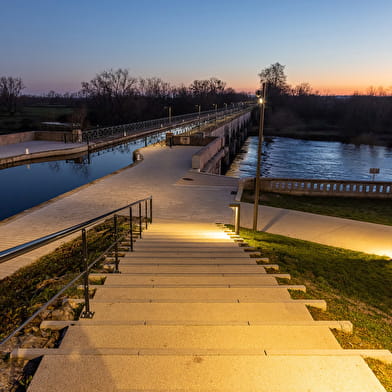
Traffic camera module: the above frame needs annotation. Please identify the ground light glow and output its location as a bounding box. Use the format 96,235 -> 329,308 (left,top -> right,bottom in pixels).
369,249 -> 392,258
201,231 -> 231,240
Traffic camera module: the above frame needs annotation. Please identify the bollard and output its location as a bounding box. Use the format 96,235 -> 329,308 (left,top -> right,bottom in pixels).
229,203 -> 241,235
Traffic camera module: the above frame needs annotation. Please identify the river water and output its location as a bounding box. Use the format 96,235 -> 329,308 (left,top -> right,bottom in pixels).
1,135 -> 392,222
0,125 -> 191,221
226,136 -> 392,181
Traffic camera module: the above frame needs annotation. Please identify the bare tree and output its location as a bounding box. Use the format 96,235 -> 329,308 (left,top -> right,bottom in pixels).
81,69 -> 138,124
258,62 -> 288,93
0,76 -> 25,115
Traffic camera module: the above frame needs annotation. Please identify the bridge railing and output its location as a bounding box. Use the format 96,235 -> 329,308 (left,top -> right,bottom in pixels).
0,196 -> 152,348
82,104 -> 253,142
242,177 -> 392,198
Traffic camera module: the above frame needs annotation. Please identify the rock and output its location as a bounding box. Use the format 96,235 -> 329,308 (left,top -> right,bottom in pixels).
20,335 -> 47,348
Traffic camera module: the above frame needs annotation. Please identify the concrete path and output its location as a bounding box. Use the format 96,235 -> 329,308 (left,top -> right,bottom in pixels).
241,203 -> 392,258
23,222 -> 387,391
0,145 -> 238,278
1,142 -> 392,279
2,141 -> 392,282
0,140 -> 86,158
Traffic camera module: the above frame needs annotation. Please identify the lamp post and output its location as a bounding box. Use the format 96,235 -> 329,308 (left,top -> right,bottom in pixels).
165,106 -> 172,124
168,106 -> 171,124
252,83 -> 267,231
195,104 -> 201,129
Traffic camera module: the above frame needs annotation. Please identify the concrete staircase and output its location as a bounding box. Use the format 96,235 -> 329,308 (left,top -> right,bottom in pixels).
21,222 -> 388,391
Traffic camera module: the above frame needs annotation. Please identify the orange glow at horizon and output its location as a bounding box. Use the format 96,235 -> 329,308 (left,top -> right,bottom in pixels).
233,83 -> 392,96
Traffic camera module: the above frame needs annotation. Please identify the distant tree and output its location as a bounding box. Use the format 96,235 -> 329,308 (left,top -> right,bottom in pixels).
292,83 -> 313,96
258,62 -> 288,93
81,68 -> 138,124
0,76 -> 25,115
81,68 -> 137,98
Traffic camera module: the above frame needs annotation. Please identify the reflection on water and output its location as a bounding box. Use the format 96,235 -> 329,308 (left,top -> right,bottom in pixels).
227,136 -> 392,181
0,125 -> 191,221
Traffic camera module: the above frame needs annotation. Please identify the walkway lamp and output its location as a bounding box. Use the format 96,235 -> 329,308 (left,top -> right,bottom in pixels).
195,105 -> 201,129
164,106 -> 172,124
252,83 -> 267,231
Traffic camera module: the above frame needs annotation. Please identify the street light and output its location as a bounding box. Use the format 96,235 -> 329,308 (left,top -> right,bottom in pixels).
252,83 -> 267,231
164,106 -> 172,124
195,104 -> 201,129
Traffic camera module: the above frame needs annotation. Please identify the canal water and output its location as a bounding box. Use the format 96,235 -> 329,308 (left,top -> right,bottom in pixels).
226,136 -> 392,181
0,125 -> 191,221
1,135 -> 392,221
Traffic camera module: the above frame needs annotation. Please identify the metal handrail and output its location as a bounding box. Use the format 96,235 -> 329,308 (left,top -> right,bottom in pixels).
0,196 -> 152,264
0,196 -> 152,347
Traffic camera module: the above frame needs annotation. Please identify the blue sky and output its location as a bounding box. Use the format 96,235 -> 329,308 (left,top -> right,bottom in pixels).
1,0 -> 391,94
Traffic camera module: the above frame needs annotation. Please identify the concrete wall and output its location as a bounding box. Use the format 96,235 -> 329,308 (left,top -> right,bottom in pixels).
0,131 -> 36,145
192,137 -> 224,171
191,111 -> 251,174
0,130 -> 81,146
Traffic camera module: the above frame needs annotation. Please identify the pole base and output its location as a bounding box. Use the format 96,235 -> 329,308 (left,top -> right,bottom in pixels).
80,311 -> 95,319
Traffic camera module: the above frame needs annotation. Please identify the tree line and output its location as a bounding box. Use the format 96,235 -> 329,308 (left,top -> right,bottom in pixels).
258,63 -> 392,145
0,70 -> 250,130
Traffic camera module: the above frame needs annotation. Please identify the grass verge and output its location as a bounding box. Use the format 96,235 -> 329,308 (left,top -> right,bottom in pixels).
242,189 -> 392,226
231,226 -> 392,390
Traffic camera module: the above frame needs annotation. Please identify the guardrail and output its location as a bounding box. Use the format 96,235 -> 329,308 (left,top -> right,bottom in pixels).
83,105 -> 253,142
0,196 -> 152,347
242,177 -> 392,198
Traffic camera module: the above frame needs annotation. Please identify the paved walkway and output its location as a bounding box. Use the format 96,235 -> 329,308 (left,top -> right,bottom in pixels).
1,143 -> 392,279
0,140 -> 86,159
20,222 -> 387,391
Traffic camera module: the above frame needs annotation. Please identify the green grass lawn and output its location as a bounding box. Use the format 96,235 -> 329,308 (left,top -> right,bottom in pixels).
0,106 -> 73,133
242,190 -> 392,226
233,226 -> 392,390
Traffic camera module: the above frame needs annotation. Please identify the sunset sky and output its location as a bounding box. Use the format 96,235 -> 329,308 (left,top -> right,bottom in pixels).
1,0 -> 391,95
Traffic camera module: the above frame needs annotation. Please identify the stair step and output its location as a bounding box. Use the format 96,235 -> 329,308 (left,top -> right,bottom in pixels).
50,324 -> 341,350
84,302 -> 315,323
12,348 -> 391,362
27,355 -> 385,392
41,319 -> 353,333
92,286 -> 293,301
106,258 -> 263,265
113,265 -> 271,274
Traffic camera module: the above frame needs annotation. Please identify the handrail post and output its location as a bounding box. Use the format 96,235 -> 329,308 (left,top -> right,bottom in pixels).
144,200 -> 148,230
139,202 -> 142,238
129,206 -> 134,251
113,214 -> 120,273
80,229 -> 94,318
149,197 -> 153,223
